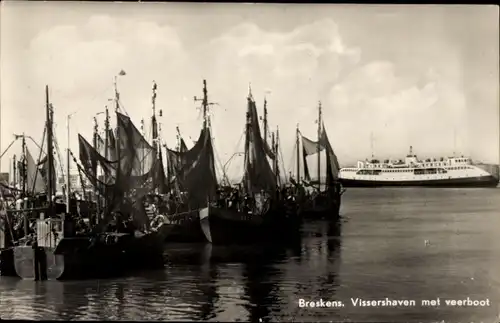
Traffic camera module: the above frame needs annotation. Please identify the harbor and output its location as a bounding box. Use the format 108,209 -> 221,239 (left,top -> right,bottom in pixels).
0,2 -> 499,322
1,188 -> 500,321
0,77 -> 344,280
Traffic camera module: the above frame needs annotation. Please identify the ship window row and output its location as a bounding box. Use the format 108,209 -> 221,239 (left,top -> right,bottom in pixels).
424,163 -> 445,167
356,169 -> 382,175
356,166 -> 472,175
447,166 -> 472,170
414,168 -> 447,175
357,169 -> 412,174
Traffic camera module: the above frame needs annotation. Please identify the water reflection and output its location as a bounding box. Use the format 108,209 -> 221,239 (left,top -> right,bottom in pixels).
2,189 -> 500,321
163,243 -> 220,321
0,222 -> 343,322
242,243 -> 301,322
7,277 -> 95,320
283,220 -> 343,321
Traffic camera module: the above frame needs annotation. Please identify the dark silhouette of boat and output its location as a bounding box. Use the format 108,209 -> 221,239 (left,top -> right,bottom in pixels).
198,86 -> 301,245
199,205 -> 300,245
0,134 -> 58,277
13,224 -> 168,280
291,102 -> 344,221
0,191 -> 16,277
12,83 -> 169,280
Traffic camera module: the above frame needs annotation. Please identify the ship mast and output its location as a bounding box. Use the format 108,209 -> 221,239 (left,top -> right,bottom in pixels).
103,104 -> 109,211
271,131 -> 276,174
151,81 -> 158,152
140,118 -> 145,176
104,105 -> 109,173
140,119 -> 145,137
66,114 -> 71,214
93,116 -> 100,217
21,134 -> 26,196
12,155 -> 17,188
114,73 -> 121,186
317,101 -> 322,190
194,80 -> 217,131
296,124 -> 300,184
176,126 -> 181,151
151,81 -> 159,194
263,97 -> 268,146
45,85 -> 54,216
275,126 -> 281,187
243,85 -> 252,192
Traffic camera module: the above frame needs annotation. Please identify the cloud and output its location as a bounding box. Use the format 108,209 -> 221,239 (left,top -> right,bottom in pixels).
326,58 -> 469,164
2,8 -> 495,178
1,15 -> 189,167
29,16 -> 184,97
194,19 -> 361,177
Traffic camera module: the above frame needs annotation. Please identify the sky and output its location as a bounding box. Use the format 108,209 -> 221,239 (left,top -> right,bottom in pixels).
0,2 -> 498,179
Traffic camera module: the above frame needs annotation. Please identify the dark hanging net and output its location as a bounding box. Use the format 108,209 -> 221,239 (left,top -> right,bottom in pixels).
243,97 -> 277,194
166,127 -> 218,209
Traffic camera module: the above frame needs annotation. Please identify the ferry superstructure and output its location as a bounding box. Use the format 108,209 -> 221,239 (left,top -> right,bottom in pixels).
339,146 -> 498,188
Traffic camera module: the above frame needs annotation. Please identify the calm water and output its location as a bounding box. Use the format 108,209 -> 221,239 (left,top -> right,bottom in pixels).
1,188 -> 500,322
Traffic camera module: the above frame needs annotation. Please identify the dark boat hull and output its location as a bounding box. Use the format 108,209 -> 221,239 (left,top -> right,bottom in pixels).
0,248 -> 16,277
13,229 -> 167,281
163,210 -> 206,243
339,175 -> 499,188
199,206 -> 301,246
299,194 -> 341,221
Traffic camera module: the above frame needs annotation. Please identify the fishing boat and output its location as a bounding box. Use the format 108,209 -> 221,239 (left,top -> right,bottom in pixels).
0,187 -> 16,276
160,81 -> 217,243
199,86 -> 301,245
290,102 -> 344,221
13,82 -> 169,280
0,132 -> 56,277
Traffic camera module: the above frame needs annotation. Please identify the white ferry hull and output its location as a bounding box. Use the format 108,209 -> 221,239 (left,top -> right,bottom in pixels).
340,175 -> 498,188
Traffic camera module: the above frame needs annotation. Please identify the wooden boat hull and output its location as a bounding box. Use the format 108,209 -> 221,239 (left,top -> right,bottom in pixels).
163,210 -> 206,243
199,206 -> 301,246
13,229 -> 167,281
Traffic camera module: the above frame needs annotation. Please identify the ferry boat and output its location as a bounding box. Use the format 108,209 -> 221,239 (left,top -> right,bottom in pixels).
339,146 -> 499,188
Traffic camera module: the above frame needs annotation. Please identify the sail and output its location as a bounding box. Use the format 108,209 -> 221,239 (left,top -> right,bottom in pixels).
180,138 -> 188,153
95,131 -> 117,162
107,129 -> 117,162
116,112 -> 172,196
243,97 -> 277,194
78,113 -> 160,189
25,148 -> 47,194
154,146 -> 169,194
116,112 -> 155,180
78,113 -> 168,228
37,153 -> 57,196
263,140 -> 275,160
320,125 -> 340,180
175,127 -> 217,208
78,134 -> 117,190
96,133 -> 105,157
166,133 -> 205,188
301,135 -> 326,156
302,145 -> 311,181
300,126 -> 340,183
